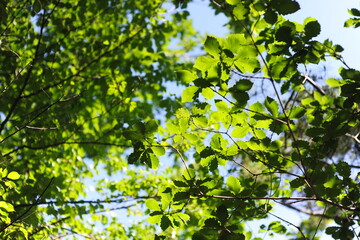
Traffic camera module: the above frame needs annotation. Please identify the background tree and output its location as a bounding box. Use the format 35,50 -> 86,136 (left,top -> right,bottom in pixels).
0,0 -> 197,238
0,0 -> 359,239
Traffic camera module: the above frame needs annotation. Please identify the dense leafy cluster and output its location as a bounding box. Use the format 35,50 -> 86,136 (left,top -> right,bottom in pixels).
0,0 -> 359,239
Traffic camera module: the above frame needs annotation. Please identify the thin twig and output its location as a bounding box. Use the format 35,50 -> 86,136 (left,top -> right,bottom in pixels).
267,211 -> 307,239
311,205 -> 327,240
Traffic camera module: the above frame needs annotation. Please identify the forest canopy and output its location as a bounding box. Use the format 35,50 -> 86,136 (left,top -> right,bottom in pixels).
0,0 -> 359,239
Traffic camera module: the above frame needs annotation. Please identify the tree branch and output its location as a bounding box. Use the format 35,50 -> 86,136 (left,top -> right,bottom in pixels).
14,196 -> 157,208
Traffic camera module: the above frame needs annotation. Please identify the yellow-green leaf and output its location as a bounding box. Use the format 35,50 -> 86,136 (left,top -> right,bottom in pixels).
0,201 -> 14,212
145,199 -> 161,211
202,87 -> 214,100
151,146 -> 165,156
181,86 -> 199,103
177,70 -> 197,84
226,0 -> 240,5
231,125 -> 251,138
233,3 -> 249,20
147,215 -> 162,224
227,175 -> 241,194
7,171 -> 20,180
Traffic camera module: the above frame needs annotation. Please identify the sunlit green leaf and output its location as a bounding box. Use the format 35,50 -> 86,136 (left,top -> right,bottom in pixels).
0,201 -> 14,212
264,97 -> 279,117
233,3 -> 249,20
204,35 -> 221,57
7,171 -> 20,180
225,0 -> 240,5
326,78 -> 346,87
181,85 -> 199,103
147,215 -> 162,224
146,199 -> 161,211
202,87 -> 215,100
177,70 -> 197,83
227,175 -> 241,194
231,125 -> 251,138
288,106 -> 306,119
233,79 -> 253,91
151,146 -> 165,156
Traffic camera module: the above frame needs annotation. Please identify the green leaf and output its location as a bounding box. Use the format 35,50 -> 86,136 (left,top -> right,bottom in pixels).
306,127 -> 325,137
145,119 -> 158,135
304,18 -> 321,39
204,35 -> 221,57
174,191 -> 190,202
237,58 -> 260,73
336,162 -> 350,178
0,201 -> 14,212
128,150 -> 141,164
173,212 -> 190,223
246,141 -> 266,151
264,10 -> 278,24
223,49 -> 234,59
194,56 -> 218,72
182,169 -> 195,180
161,215 -> 172,231
272,0 -> 300,15
0,168 -> 8,178
193,116 -> 208,127
249,102 -> 264,116
253,129 -> 266,139
348,8 -> 360,16
233,3 -> 249,20
344,18 -> 360,28
204,218 -> 221,228
151,146 -> 165,156
268,221 -> 287,234
181,85 -> 199,103
155,234 -> 166,240
275,26 -> 293,44
264,97 -> 279,117
326,78 -> 346,87
227,175 -> 241,194
230,89 -> 249,106
224,34 -> 250,53
7,171 -> 20,180
233,79 -> 253,91
147,215 -> 162,224
146,199 -> 161,211
225,0 -> 240,5
173,180 -> 188,187
216,204 -> 228,223
177,70 -> 197,83
215,100 -> 229,112
210,133 -> 227,151
288,106 -> 306,119
202,87 -> 214,100
231,125 -> 251,138
289,178 -> 304,188
254,119 -> 273,129
147,153 -> 160,169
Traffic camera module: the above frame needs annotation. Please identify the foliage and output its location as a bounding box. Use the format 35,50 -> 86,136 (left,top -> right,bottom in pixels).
0,0 -> 359,239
